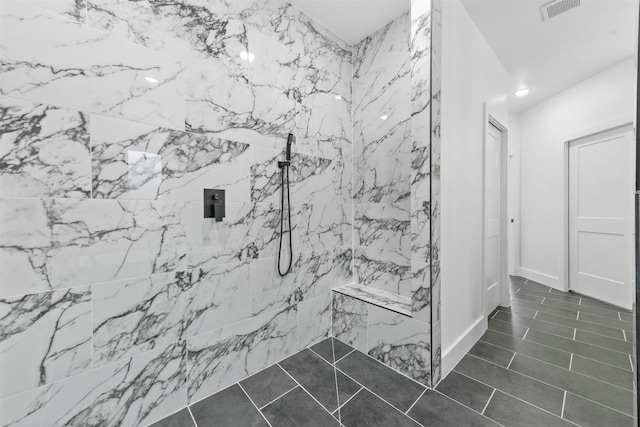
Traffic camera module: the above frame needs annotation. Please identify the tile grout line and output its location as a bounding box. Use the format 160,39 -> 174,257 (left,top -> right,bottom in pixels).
629,355 -> 634,372
334,348 -> 356,365
462,353 -> 635,415
277,362 -> 344,420
560,391 -> 567,418
481,388 -> 496,415
618,312 -> 622,321
258,385 -> 298,410
237,383 -> 273,427
507,352 -> 517,369
623,330 -> 627,342
332,386 -> 364,414
187,406 -> 199,427
579,298 -> 582,306
307,347 -> 334,365
452,370 -> 578,427
569,353 -> 574,371
533,310 -> 539,319
572,328 -> 577,340
330,337 -> 343,425
541,297 -> 546,304
334,366 -> 427,427
405,387 -> 428,415
432,389 -> 507,427
522,328 -> 530,341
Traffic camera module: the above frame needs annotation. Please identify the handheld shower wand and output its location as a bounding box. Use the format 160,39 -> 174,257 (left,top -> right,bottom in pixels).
277,133 -> 295,276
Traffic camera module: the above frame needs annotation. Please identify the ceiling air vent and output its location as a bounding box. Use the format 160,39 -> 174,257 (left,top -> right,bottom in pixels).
541,0 -> 581,21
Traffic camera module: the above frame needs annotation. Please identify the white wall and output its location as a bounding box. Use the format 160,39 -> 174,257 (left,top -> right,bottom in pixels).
515,58 -> 636,290
440,0 -> 509,376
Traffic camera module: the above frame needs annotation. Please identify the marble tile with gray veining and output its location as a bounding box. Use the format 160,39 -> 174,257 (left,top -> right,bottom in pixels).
354,154 -> 410,204
27,0 -> 86,23
297,291 -> 332,349
0,97 -> 90,198
92,262 -> 250,366
250,247 -> 352,316
333,283 -> 411,317
354,204 -> 410,252
332,292 -> 367,353
367,305 -> 431,385
411,200 -> 430,263
187,306 -> 297,403
0,1 -> 184,130
294,203 -> 352,253
354,246 -> 411,297
185,201 -> 279,269
0,342 -> 186,427
0,198 -> 187,297
91,115 -> 251,202
0,287 -> 91,399
411,261 -> 431,323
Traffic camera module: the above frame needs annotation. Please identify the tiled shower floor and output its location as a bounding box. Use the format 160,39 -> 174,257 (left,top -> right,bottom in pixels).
152,277 -> 635,427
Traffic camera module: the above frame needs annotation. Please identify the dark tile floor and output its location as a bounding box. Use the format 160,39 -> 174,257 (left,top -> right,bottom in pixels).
151,277 -> 636,427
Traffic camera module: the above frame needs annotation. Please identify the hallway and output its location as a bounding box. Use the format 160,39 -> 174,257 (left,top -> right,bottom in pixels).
440,277 -> 635,427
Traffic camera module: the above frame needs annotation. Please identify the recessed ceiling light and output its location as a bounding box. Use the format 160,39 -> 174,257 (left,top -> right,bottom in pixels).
240,51 -> 248,60
380,114 -> 389,120
248,52 -> 255,62
334,94 -> 342,100
145,76 -> 159,84
515,88 -> 530,97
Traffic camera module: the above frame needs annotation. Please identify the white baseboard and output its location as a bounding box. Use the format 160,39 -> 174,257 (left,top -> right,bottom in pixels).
516,267 -> 564,291
441,316 -> 487,378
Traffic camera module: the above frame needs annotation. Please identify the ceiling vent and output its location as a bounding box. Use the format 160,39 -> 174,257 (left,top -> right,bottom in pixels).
541,0 -> 581,21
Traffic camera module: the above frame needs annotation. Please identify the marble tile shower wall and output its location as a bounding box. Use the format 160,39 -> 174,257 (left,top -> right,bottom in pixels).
353,13 -> 412,297
0,1 -> 353,425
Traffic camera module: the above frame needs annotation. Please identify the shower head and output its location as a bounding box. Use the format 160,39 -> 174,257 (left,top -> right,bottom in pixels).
286,133 -> 295,161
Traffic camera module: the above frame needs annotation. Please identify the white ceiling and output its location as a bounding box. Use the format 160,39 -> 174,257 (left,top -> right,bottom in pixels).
460,0 -> 638,113
287,0 -> 410,45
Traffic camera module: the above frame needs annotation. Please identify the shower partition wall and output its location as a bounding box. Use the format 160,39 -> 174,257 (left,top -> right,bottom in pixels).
0,0 -> 440,425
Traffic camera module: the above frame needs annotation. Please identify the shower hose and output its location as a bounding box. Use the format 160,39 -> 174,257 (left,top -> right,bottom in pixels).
277,163 -> 293,276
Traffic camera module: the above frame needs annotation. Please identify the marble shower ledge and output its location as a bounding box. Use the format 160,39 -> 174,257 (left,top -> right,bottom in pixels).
332,283 -> 412,317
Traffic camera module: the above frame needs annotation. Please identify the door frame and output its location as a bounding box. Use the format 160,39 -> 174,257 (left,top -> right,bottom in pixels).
562,116 -> 636,295
482,112 -> 510,315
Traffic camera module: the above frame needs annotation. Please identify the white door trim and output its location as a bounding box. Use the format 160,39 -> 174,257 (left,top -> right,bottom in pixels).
482,105 -> 510,315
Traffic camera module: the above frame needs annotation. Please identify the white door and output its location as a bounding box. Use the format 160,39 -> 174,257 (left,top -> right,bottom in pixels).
569,125 -> 635,309
484,123 -> 502,314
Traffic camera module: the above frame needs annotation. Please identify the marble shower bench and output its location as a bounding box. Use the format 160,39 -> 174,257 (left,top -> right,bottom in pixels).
332,283 -> 412,317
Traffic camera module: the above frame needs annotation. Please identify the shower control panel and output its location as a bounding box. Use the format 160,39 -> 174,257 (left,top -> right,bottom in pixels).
204,189 -> 225,222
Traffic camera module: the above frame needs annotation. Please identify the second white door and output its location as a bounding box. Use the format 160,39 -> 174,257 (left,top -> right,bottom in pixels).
485,123 -> 502,314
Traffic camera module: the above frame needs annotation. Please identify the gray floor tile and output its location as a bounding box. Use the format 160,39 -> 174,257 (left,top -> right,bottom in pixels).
483,390 -> 574,427
535,311 -> 626,340
570,355 -> 634,390
279,349 -> 358,412
508,305 -> 539,318
339,389 -> 420,427
408,390 -> 501,427
488,317 -> 527,338
543,298 -> 620,320
240,364 -> 297,408
578,311 -> 633,330
494,310 -> 574,338
512,292 -> 545,303
190,384 -> 268,427
455,355 -> 564,415
619,311 -> 633,322
524,329 -> 631,370
149,409 -> 195,427
563,392 -> 635,427
509,353 -> 634,415
311,337 -> 354,364
513,299 -> 580,320
516,288 -> 581,304
436,370 -> 494,412
468,340 -> 515,367
578,297 -> 625,313
574,329 -> 633,354
262,387 -> 339,427
336,350 -> 425,412
480,329 -> 571,369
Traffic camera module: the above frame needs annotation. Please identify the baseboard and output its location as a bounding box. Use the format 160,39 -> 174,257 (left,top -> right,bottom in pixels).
441,316 -> 487,378
516,267 -> 564,290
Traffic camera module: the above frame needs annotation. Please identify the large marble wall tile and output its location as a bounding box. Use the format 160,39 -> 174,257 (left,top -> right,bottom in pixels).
410,109 -> 432,202
411,261 -> 431,323
0,286 -> 91,399
354,154 -> 410,204
27,0 -> 86,23
0,198 -> 187,297
250,247 -> 352,316
0,342 -> 186,427
297,291 -> 331,349
367,305 -> 431,385
0,97 -> 90,198
185,201 -> 279,269
354,204 -> 410,251
92,262 -> 250,366
411,200 -> 431,263
0,2 -> 184,130
354,246 -> 411,297
295,203 -> 352,253
91,115 -> 251,201
332,292 -> 367,353
187,306 -> 297,403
